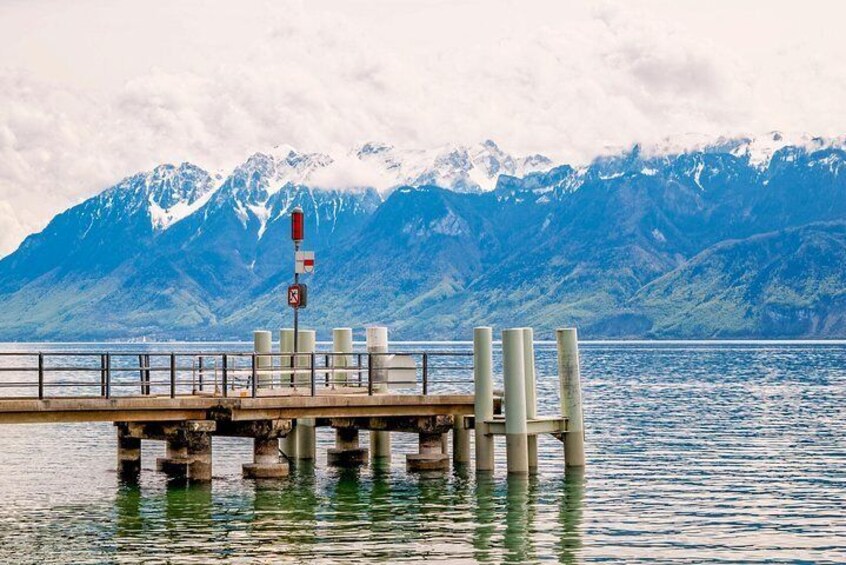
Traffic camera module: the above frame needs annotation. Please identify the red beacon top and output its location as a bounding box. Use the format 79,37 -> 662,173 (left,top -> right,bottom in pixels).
291,206 -> 304,243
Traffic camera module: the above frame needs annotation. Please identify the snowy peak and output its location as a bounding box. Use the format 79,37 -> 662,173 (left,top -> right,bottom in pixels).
353,139 -> 554,193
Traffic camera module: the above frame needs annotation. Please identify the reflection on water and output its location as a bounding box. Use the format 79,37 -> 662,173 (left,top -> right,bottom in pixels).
0,343 -> 845,563
108,468 -> 585,564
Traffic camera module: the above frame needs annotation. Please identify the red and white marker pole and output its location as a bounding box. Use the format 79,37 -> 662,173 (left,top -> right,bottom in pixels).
290,206 -> 304,370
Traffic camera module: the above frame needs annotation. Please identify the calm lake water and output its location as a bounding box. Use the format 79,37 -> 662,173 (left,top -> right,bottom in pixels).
0,342 -> 843,564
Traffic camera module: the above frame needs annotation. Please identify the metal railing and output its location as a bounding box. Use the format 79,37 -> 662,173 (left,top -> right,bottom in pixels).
0,350 -> 474,400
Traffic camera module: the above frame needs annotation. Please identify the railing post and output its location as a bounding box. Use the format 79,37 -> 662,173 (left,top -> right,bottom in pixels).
358,354 -> 363,387
144,354 -> 151,395
222,354 -> 228,397
310,352 -> 316,397
324,354 -> 330,387
251,353 -> 257,398
138,354 -> 145,395
37,353 -> 44,400
367,354 -> 374,396
105,353 -> 111,399
198,356 -> 204,392
170,353 -> 176,399
100,354 -> 106,397
422,353 -> 429,395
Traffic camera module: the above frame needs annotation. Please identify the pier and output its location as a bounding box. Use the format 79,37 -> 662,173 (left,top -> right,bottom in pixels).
0,327 -> 585,482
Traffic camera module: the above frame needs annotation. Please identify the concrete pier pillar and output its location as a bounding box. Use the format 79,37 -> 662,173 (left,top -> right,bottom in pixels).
557,328 -> 586,468
328,427 -> 368,466
503,328 -> 529,475
157,431 -> 212,482
156,436 -> 189,476
406,431 -> 449,472
522,328 -> 539,474
243,437 -> 289,479
297,330 -> 317,460
332,327 -> 353,387
474,327 -> 495,472
279,328 -> 298,458
116,425 -> 141,481
253,330 -> 273,388
453,415 -> 471,467
186,432 -> 212,482
367,327 -> 391,461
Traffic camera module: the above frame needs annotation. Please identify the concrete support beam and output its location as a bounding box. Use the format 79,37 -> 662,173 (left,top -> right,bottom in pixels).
406,431 -> 449,472
327,427 -> 368,467
474,327 -> 495,472
453,415 -> 471,467
557,328 -> 586,468
522,328 -> 539,474
503,328 -> 529,475
367,326 -> 391,461
116,424 -> 141,481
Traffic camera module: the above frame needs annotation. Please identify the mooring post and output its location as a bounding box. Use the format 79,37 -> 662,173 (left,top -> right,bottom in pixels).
296,330 -> 318,461
522,327 -> 539,474
453,415 -> 471,467
253,330 -> 273,389
367,326 -> 391,461
279,328 -> 298,459
557,328 -> 586,468
503,328 -> 529,475
474,327 -> 495,472
328,328 -> 368,466
332,327 -> 353,387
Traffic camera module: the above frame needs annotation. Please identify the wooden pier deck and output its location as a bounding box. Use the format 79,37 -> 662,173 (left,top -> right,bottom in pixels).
0,326 -> 584,480
0,392 -> 479,424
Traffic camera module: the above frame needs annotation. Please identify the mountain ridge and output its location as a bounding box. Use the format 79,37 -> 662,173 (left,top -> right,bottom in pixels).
0,134 -> 844,340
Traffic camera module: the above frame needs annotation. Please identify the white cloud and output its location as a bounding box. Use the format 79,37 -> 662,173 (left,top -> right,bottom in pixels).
0,0 -> 845,256
308,153 -> 395,193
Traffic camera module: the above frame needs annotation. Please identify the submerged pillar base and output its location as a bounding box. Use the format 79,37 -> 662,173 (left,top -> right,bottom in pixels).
243,437 -> 288,479
407,432 -> 449,472
327,447 -> 369,467
116,426 -> 141,481
328,428 -> 367,466
155,431 -> 212,482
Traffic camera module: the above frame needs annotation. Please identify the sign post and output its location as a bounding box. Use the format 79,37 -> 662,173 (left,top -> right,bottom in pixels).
289,206 -> 314,385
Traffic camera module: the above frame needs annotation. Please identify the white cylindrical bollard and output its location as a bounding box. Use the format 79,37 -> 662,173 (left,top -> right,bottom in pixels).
502,328 -> 529,475
367,326 -> 391,460
297,330 -> 317,460
279,328 -> 297,458
253,330 -> 273,389
453,415 -> 471,466
557,328 -> 586,468
473,327 -> 495,472
522,327 -> 538,474
332,327 -> 354,387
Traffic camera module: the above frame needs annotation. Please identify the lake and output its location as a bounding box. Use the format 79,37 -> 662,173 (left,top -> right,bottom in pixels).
0,342 -> 843,564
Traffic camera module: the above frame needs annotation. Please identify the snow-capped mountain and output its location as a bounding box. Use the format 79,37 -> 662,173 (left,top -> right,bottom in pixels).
1,135 -> 845,340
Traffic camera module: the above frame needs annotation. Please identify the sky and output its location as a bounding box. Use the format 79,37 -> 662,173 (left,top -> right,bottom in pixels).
1,0 -> 845,256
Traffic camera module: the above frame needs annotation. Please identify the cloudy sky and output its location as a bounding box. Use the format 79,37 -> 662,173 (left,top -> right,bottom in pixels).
1,0 -> 845,256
